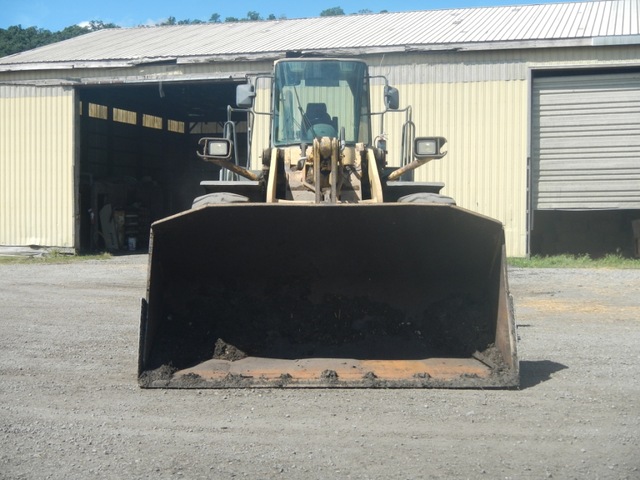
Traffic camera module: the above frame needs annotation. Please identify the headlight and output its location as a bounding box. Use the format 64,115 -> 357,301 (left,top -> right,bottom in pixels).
414,137 -> 447,159
206,139 -> 232,158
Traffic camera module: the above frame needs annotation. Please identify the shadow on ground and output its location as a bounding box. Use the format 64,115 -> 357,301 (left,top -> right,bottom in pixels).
519,360 -> 568,389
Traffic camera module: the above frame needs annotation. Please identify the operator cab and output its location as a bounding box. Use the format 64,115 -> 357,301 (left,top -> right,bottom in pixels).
272,59 -> 372,147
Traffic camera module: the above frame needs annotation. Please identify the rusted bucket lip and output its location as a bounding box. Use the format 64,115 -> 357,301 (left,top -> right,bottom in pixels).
141,356 -> 519,389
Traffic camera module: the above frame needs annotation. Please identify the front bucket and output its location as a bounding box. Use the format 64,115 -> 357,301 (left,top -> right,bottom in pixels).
138,203 -> 518,388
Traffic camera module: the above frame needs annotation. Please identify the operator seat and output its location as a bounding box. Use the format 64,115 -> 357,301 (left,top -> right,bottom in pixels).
306,103 -> 332,125
304,103 -> 337,138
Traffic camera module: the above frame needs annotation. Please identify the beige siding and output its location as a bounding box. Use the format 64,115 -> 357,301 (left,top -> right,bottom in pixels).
2,46 -> 639,256
364,46 -> 640,257
0,85 -> 75,248
250,77 -> 275,170
370,80 -> 529,257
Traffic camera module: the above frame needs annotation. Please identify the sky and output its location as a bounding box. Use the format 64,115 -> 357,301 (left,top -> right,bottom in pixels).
0,0 -> 568,31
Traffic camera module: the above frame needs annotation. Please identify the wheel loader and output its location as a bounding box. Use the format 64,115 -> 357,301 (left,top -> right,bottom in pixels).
138,58 -> 519,388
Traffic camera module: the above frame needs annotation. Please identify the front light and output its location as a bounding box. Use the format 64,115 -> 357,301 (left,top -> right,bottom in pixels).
414,137 -> 447,159
207,139 -> 231,158
416,139 -> 437,156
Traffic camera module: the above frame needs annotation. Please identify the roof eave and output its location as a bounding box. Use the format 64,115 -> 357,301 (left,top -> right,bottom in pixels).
2,35 -> 639,74
406,36 -> 640,53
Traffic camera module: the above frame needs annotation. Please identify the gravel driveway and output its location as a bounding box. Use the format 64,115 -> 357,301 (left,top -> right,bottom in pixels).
1,255 -> 639,479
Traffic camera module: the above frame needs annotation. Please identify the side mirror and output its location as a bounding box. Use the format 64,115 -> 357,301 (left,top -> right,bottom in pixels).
414,137 -> 447,159
236,83 -> 255,109
384,85 -> 399,110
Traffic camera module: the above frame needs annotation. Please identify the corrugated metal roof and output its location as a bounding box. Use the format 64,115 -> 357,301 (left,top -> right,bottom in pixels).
1,0 -> 639,69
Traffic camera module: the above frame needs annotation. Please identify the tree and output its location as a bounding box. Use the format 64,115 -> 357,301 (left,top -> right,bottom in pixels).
223,11 -> 272,23
160,16 -> 205,25
86,20 -> 118,30
320,7 -> 345,16
0,22 -> 117,57
209,13 -> 221,23
0,26 -> 47,57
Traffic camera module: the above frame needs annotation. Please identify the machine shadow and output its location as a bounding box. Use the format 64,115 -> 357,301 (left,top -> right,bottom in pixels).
519,360 -> 568,389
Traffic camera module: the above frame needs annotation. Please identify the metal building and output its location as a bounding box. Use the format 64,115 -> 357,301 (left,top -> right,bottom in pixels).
1,0 -> 639,257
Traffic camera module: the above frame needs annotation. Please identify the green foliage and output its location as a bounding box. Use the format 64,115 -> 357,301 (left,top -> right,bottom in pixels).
0,25 -> 55,56
0,22 -> 117,57
85,21 -> 118,30
508,254 -> 640,269
166,11 -> 284,24
161,17 -> 206,25
320,7 -> 346,16
221,11 -> 282,23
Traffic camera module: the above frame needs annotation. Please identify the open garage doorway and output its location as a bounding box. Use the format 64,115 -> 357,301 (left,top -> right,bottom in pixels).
76,79 -> 245,252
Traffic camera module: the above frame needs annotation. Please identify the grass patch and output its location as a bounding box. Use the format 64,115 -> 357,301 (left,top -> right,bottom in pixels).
0,251 -> 112,265
508,254 -> 640,269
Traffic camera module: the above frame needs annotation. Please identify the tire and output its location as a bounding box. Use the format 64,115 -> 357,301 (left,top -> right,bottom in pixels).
191,192 -> 250,209
397,193 -> 456,205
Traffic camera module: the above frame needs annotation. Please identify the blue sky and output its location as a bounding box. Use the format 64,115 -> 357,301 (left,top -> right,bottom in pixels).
1,0 -> 567,30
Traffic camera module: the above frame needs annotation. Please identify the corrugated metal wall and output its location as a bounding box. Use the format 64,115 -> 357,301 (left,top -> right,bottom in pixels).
370,79 -> 529,257
0,85 -> 76,248
364,52 -> 531,256
366,46 -> 640,256
532,72 -> 640,209
2,46 -> 639,255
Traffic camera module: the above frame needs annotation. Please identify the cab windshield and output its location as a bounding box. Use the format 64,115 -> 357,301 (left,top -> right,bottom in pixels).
272,60 -> 371,146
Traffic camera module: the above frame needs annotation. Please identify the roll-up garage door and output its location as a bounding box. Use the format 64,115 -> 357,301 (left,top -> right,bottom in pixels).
532,72 -> 640,210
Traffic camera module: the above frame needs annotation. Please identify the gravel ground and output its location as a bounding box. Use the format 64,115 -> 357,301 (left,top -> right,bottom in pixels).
1,254 -> 639,479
